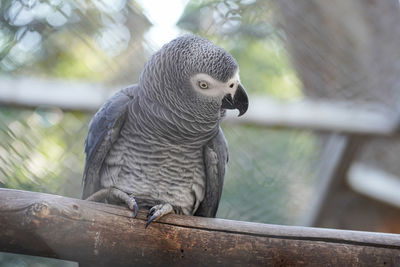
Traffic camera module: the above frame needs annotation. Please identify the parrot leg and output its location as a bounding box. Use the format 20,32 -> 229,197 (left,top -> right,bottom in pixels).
86,188 -> 138,218
145,203 -> 174,228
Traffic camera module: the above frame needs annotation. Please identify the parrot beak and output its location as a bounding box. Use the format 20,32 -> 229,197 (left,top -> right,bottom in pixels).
221,84 -> 249,116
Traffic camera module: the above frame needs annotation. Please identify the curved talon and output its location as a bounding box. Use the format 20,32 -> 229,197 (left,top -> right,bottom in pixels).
129,197 -> 138,218
145,203 -> 174,229
147,206 -> 156,218
146,214 -> 157,228
133,202 -> 139,218
126,196 -> 139,218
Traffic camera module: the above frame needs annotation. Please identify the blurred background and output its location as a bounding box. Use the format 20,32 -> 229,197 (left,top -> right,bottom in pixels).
0,0 -> 399,266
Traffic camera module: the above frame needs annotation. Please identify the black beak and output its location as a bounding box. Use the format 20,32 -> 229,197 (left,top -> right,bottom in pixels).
221,84 -> 249,116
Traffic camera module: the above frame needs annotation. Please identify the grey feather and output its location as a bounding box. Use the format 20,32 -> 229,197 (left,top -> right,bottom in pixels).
82,85 -> 136,199
82,34 -> 247,219
195,128 -> 228,217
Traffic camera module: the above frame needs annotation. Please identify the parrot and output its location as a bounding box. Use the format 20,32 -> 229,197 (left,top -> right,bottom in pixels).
82,34 -> 248,228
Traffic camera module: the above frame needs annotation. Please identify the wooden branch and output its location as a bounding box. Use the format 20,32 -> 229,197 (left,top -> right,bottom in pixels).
1,189 -> 400,266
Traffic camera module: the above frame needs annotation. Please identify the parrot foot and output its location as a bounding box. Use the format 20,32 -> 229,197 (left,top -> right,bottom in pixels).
86,188 -> 138,218
145,203 -> 174,228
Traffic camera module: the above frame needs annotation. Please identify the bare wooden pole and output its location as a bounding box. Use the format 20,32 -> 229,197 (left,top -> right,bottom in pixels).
0,189 -> 399,266
1,77 -> 399,137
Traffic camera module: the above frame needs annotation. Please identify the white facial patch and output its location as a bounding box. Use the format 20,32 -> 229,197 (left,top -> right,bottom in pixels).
190,71 -> 240,98
225,71 -> 240,96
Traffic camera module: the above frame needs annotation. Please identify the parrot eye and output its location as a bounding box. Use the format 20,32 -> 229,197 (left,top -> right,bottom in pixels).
198,81 -> 209,89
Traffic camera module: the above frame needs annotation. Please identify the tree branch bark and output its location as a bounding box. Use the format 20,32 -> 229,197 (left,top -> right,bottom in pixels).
0,189 -> 399,266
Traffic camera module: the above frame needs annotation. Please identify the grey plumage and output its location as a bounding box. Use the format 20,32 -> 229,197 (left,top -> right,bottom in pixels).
82,35 -> 248,222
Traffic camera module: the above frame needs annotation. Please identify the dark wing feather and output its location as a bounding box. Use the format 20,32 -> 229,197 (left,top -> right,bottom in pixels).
195,127 -> 228,217
82,85 -> 136,199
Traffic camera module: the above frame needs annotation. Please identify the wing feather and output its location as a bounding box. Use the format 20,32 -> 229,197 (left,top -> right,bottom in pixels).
195,127 -> 228,217
82,85 -> 136,199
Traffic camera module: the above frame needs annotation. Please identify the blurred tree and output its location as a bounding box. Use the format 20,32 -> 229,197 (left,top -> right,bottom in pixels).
0,0 -> 151,84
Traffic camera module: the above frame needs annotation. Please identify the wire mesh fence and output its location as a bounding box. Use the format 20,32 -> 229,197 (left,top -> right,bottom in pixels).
218,125 -> 322,225
1,0 -> 321,225
0,107 -> 88,197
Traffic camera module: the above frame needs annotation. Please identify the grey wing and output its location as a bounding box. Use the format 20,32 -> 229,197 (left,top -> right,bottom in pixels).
195,127 -> 228,218
82,85 -> 136,199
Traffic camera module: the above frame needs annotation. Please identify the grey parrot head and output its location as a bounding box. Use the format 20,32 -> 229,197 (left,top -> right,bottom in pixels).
139,34 -> 248,118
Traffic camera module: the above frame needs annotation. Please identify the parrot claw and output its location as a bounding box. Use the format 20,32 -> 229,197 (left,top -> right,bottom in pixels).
133,202 -> 139,218
115,190 -> 138,218
147,206 -> 156,218
145,203 -> 174,229
146,214 -> 157,228
127,197 -> 139,218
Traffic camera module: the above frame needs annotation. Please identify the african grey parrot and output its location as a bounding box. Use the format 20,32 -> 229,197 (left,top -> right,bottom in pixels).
82,35 -> 248,227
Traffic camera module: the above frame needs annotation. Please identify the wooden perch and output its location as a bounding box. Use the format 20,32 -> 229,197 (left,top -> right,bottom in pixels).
1,189 -> 400,266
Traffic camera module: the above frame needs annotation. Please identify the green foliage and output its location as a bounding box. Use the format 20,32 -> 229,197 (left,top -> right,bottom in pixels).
229,37 -> 301,99
0,0 -> 151,81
